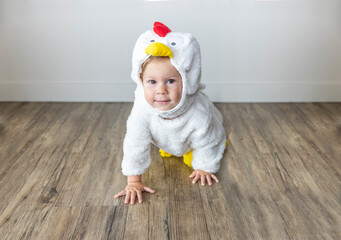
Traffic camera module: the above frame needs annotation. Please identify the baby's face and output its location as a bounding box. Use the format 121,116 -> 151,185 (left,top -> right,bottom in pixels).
142,57 -> 182,111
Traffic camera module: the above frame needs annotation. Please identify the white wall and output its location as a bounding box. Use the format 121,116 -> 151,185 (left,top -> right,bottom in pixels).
0,0 -> 340,102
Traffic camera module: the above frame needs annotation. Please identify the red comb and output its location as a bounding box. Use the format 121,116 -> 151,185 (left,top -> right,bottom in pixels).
153,22 -> 171,37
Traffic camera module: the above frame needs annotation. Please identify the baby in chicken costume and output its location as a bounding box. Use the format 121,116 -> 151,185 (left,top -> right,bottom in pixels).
114,22 -> 228,205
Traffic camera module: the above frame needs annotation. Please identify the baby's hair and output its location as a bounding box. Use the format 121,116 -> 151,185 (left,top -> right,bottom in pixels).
140,56 -> 169,81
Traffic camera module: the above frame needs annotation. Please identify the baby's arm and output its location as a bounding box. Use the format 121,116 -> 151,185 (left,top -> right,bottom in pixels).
189,169 -> 219,186
188,104 -> 227,184
114,175 -> 156,205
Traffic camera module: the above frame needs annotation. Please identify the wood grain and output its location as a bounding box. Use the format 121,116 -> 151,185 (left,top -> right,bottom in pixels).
0,102 -> 340,239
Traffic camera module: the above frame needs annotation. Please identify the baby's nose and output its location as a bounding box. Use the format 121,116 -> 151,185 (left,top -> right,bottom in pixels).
157,84 -> 167,94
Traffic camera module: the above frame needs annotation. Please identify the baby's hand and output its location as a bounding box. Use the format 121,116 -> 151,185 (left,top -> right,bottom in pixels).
114,182 -> 156,205
189,169 -> 219,186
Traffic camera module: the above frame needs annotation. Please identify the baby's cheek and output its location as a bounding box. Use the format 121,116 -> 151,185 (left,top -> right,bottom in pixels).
143,87 -> 154,104
175,88 -> 182,103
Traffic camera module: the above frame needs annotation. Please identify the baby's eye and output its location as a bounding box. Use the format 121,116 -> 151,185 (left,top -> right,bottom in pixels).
148,80 -> 156,84
150,40 -> 155,42
167,79 -> 176,84
171,42 -> 176,46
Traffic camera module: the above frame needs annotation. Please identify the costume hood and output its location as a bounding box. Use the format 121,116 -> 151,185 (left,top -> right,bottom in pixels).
131,22 -> 204,119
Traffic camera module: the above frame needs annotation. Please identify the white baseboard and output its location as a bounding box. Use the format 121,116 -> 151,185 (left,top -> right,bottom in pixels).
204,81 -> 341,102
0,81 -> 340,102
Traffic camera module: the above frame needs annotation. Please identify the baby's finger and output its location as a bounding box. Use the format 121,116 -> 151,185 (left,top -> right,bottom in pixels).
206,175 -> 213,185
192,174 -> 200,184
201,175 -> 206,186
137,191 -> 143,203
189,171 -> 196,178
130,191 -> 137,205
125,191 -> 131,204
144,186 -> 156,193
211,174 -> 219,183
114,190 -> 126,198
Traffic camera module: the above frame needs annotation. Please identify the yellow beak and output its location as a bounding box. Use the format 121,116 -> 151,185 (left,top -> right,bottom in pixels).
145,42 -> 173,59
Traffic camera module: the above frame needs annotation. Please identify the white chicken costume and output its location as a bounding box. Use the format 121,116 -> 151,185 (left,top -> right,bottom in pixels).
121,22 -> 227,176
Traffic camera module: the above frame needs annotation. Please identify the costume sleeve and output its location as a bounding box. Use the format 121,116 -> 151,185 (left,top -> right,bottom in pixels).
190,111 -> 226,173
121,104 -> 152,176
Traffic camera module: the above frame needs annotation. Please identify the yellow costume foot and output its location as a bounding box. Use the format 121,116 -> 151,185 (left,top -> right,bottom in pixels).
159,149 -> 172,157
161,140 -> 229,168
183,150 -> 193,168
182,140 -> 229,168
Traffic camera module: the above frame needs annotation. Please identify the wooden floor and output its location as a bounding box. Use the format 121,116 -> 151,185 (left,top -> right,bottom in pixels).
0,102 -> 340,239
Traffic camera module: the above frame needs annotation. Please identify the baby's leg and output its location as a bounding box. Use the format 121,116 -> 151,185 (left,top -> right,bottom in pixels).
183,140 -> 229,168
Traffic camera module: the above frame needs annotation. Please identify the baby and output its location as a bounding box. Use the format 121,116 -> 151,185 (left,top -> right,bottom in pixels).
114,22 -> 227,205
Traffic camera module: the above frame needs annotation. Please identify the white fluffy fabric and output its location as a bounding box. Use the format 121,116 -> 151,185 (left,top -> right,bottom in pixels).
121,23 -> 227,176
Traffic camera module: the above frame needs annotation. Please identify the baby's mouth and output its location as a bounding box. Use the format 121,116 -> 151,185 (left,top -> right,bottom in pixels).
155,100 -> 171,104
